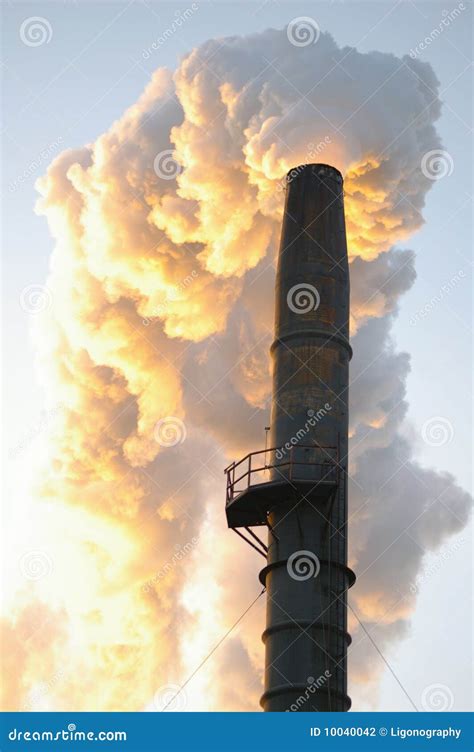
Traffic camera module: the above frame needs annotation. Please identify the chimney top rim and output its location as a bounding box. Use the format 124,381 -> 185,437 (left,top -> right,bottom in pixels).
286,163 -> 343,183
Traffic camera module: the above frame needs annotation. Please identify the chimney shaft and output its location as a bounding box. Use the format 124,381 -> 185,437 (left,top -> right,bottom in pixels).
224,163 -> 355,712
259,164 -> 354,712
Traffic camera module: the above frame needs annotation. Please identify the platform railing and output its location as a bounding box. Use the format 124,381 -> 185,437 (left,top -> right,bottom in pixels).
225,444 -> 339,504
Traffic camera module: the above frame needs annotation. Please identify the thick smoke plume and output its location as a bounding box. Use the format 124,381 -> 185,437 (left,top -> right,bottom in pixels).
2,28 -> 470,711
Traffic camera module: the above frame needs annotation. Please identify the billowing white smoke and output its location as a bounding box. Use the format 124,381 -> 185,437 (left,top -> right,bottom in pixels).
2,27 -> 470,712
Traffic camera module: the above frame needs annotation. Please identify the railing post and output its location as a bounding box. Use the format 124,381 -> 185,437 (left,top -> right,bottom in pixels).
248,453 -> 252,489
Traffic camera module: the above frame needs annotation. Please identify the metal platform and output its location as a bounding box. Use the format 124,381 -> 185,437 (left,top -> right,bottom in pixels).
225,444 -> 339,529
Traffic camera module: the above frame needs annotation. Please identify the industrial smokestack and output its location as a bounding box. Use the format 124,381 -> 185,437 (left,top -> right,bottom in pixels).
225,164 -> 355,712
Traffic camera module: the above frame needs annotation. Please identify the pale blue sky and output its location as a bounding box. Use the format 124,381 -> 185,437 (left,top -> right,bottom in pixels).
2,0 -> 472,711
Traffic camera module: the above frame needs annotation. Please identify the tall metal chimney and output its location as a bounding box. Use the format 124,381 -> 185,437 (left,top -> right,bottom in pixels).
225,164 -> 355,712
